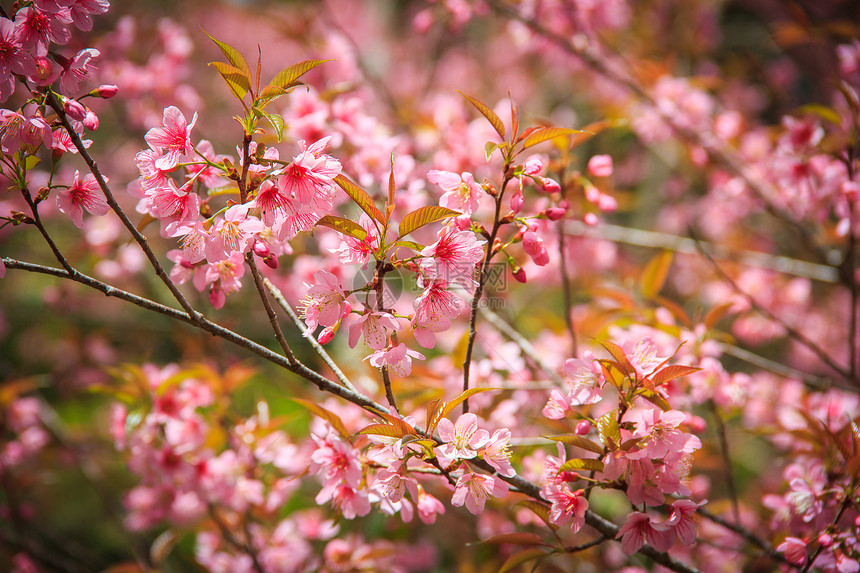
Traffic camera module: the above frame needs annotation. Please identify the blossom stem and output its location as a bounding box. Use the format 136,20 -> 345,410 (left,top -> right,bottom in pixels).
709,401 -> 740,524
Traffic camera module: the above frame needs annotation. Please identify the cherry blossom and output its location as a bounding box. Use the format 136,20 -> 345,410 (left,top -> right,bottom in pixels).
451,472 -> 508,515
367,343 -> 425,376
300,270 -> 350,332
427,169 -> 482,215
436,413 -> 489,462
542,485 -> 588,534
144,105 -> 198,170
616,512 -> 675,554
56,170 -> 110,228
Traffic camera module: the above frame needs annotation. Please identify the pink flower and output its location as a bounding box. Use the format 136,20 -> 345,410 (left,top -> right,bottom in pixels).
483,428 -> 516,477
56,170 -> 109,228
279,137 -> 341,208
311,433 -> 362,489
522,229 -> 549,266
563,352 -> 605,406
333,214 -> 381,266
0,19 -> 35,101
542,485 -> 588,534
436,413 -> 489,462
412,275 -> 468,347
777,537 -> 808,566
420,225 -> 485,287
616,512 -> 674,554
300,270 -> 349,332
428,170 -> 482,215
636,409 -> 700,460
14,7 -> 71,55
451,472 -> 508,515
65,0 -> 110,32
60,48 -> 100,95
542,389 -> 570,419
315,484 -> 371,519
373,461 -> 418,503
666,499 -> 700,546
416,490 -> 446,524
204,204 -> 264,262
348,311 -> 399,350
367,343 -> 425,376
587,154 -> 614,177
144,106 -> 198,171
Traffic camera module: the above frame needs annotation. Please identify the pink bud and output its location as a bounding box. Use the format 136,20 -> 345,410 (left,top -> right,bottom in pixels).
509,188 -> 524,214
818,533 -> 833,547
540,177 -> 560,193
583,212 -> 598,226
263,254 -> 279,269
512,268 -> 527,283
454,215 -> 471,231
341,301 -> 352,318
318,325 -> 336,345
253,240 -> 271,258
842,181 -> 859,202
97,84 -> 119,99
544,207 -> 566,221
575,420 -> 591,435
523,157 -> 543,175
83,110 -> 99,131
587,154 -> 613,177
63,99 -> 87,121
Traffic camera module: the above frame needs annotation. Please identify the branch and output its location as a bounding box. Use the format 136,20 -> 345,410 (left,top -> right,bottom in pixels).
697,507 -> 794,568
46,92 -> 202,322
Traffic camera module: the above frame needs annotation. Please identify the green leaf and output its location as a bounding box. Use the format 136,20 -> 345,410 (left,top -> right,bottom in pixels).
288,398 -> 350,439
264,111 -> 285,141
648,364 -> 702,387
522,127 -> 582,150
398,206 -> 461,238
270,59 -> 332,90
23,155 -> 41,170
542,434 -> 604,455
557,458 -> 605,473
207,34 -> 251,77
799,103 -> 842,125
640,250 -> 673,299
315,215 -> 368,241
481,533 -> 549,546
498,548 -> 546,573
210,61 -> 251,101
333,174 -> 386,225
459,91 -> 506,141
597,410 -> 620,450
485,141 -> 499,161
437,388 -> 498,424
387,239 -> 425,253
637,388 -> 672,411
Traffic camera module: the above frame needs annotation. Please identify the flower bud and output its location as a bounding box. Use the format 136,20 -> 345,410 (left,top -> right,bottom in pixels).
818,533 -> 833,547
575,420 -> 591,435
252,240 -> 271,258
317,325 -> 336,345
263,254 -> 279,269
583,212 -> 598,226
83,110 -> 99,131
544,207 -> 566,221
587,154 -> 613,177
454,215 -> 471,231
96,84 -> 119,98
63,98 -> 87,121
540,177 -> 560,193
512,267 -> 527,283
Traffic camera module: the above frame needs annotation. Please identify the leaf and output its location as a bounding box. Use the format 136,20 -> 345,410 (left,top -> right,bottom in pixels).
288,398 -> 350,439
484,141 -> 499,161
482,532 -> 549,546
515,500 -> 555,529
270,59 -> 332,90
375,410 -> 416,436
704,301 -> 734,329
387,239 -> 425,253
264,111 -> 285,141
355,423 -> 411,439
334,174 -> 386,225
398,206 -> 461,238
24,155 -> 41,170
388,153 -> 396,209
150,529 -> 180,566
640,250 -> 673,299
459,91 -> 506,141
315,215 -> 368,241
437,388 -> 498,423
637,388 -> 672,411
648,364 -> 702,387
557,458 -> 605,473
207,34 -> 251,77
498,548 -> 546,573
569,119 -> 625,147
425,398 -> 442,435
597,410 -> 620,450
0,377 -> 40,407
598,340 -> 636,378
258,84 -> 290,102
209,61 -> 251,101
522,127 -> 582,150
799,103 -> 842,125
542,435 -> 604,455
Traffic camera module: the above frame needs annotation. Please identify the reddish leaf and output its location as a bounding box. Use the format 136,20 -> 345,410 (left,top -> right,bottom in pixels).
522,127 -> 582,150
270,59 -> 332,90
498,548 -> 547,573
557,458 -> 605,473
598,340 -> 637,378
438,387 -> 498,422
459,91 -> 506,141
543,434 -> 604,455
640,250 -> 673,299
355,423 -> 411,439
207,34 -> 251,77
315,215 -> 368,241
648,364 -> 702,387
289,398 -> 350,439
334,174 -> 386,225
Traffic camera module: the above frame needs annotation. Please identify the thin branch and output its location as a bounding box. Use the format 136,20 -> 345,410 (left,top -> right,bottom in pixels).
208,506 -> 265,573
479,306 -> 563,386
709,401 -> 740,525
690,231 -> 852,381
246,253 -> 298,365
558,216 -> 579,356
716,342 -> 842,392
697,507 -> 794,568
46,92 -> 202,322
262,276 -> 359,393
19,187 -> 74,274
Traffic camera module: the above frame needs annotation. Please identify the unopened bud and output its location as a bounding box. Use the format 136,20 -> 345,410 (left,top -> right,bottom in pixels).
818,533 -> 833,547
575,420 -> 592,435
512,267 -> 527,283
252,240 -> 271,258
583,212 -> 598,226
544,207 -> 567,221
36,187 -> 50,203
263,254 -> 279,269
63,98 -> 87,121
317,325 -> 336,345
540,177 -> 560,193
96,84 -> 119,99
83,110 -> 99,131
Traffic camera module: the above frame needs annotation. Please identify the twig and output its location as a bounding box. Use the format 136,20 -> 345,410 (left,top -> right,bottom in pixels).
46,92 -> 202,322
696,507 -> 793,567
262,276 -> 359,393
208,505 -> 265,573
558,215 -> 579,356
709,401 -> 740,524
478,306 -> 563,386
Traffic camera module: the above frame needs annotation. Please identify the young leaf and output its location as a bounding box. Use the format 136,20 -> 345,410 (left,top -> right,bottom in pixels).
210,62 -> 251,101
485,141 -> 499,161
438,387 -> 498,422
375,410 -> 416,436
264,111 -> 285,141
388,153 -> 396,209
648,364 -> 702,387
425,398 -> 442,435
498,548 -> 547,573
637,388 -> 672,411
597,410 -> 620,450
355,423 -> 411,439
522,127 -> 581,150
207,34 -> 251,77
459,91 -> 506,141
640,250 -> 673,299
257,84 -> 289,103
704,301 -> 734,329
315,215 -> 368,241
515,500 -> 555,530
542,434 -> 604,455
598,340 -> 637,378
398,206 -> 461,238
270,59 -> 332,90
333,174 -> 386,225
387,239 -> 425,253
288,398 -> 350,439
557,458 -> 605,473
